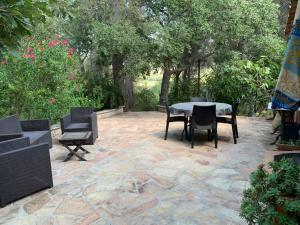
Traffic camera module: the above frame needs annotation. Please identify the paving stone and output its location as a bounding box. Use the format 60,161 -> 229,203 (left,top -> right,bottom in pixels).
0,112 -> 272,225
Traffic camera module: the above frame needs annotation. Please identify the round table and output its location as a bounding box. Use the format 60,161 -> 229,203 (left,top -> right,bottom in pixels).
170,102 -> 232,116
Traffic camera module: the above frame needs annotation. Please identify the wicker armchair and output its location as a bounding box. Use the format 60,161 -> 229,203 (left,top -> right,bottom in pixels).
0,137 -> 53,207
60,107 -> 98,144
0,115 -> 52,148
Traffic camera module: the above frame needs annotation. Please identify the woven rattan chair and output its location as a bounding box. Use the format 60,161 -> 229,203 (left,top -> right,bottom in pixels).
0,115 -> 52,148
60,107 -> 98,144
0,137 -> 53,207
164,103 -> 188,140
191,105 -> 217,148
217,100 -> 240,144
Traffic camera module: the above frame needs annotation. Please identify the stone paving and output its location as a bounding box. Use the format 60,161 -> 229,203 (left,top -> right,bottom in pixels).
0,112 -> 274,225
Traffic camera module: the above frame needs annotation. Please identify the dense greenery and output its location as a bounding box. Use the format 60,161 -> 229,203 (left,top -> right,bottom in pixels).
0,34 -> 94,122
240,159 -> 300,225
0,0 -> 289,121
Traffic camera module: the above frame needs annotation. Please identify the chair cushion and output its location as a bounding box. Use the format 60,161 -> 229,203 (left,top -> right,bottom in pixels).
64,123 -> 90,132
22,131 -> 49,145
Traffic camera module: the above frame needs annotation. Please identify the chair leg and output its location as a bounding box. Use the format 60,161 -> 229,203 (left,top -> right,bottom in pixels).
191,128 -> 194,148
164,121 -> 169,140
214,129 -> 218,148
207,129 -> 211,141
184,121 -> 188,140
235,124 -> 239,138
232,124 -> 237,144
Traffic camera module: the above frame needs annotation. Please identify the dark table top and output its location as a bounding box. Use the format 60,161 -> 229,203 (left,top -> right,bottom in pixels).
170,102 -> 232,116
59,132 -> 92,142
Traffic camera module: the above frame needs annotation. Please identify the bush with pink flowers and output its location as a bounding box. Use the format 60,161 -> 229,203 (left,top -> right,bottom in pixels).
0,34 -> 89,122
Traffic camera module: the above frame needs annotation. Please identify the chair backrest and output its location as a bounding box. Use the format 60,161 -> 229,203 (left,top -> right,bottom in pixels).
71,107 -> 94,123
192,105 -> 216,127
165,103 -> 171,119
0,115 -> 22,134
190,97 -> 207,102
232,99 -> 240,117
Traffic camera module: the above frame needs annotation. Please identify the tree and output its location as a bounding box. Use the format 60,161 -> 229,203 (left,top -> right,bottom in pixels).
0,0 -> 51,50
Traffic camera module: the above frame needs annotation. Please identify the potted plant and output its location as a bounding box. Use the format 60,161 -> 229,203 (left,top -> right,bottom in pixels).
240,159 -> 300,225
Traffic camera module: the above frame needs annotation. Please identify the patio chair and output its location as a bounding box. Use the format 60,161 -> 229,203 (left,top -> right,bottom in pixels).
60,107 -> 98,144
164,103 -> 188,140
216,100 -> 240,144
191,105 -> 218,148
0,137 -> 53,207
0,115 -> 52,148
190,97 -> 207,102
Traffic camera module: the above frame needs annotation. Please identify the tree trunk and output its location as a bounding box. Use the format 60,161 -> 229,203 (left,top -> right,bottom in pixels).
159,69 -> 171,105
174,71 -> 181,100
197,59 -> 201,96
110,0 -> 133,111
112,54 -> 133,111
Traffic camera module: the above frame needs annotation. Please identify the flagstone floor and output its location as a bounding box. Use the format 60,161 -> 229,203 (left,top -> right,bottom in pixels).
0,112 -> 275,225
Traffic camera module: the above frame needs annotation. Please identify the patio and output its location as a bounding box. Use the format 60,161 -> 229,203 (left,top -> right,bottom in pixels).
0,112 -> 274,225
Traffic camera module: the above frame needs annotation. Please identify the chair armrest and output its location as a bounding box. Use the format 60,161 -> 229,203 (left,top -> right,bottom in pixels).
0,137 -> 30,154
20,119 -> 50,131
0,142 -> 52,183
0,133 -> 23,142
89,112 -> 98,134
60,114 -> 71,133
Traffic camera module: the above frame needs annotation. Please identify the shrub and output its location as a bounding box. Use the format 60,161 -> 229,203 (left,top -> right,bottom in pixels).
133,87 -> 158,111
240,159 -> 300,225
206,56 -> 281,116
0,34 -> 87,122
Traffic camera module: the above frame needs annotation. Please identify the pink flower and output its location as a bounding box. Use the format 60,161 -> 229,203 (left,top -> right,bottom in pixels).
27,47 -> 34,53
61,39 -> 69,46
39,47 -> 45,52
50,98 -> 56,104
45,37 -> 50,41
22,53 -> 35,59
54,34 -> 60,39
48,39 -> 59,47
67,47 -> 74,58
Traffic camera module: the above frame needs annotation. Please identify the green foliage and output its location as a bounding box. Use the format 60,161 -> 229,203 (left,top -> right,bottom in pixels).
240,159 -> 300,225
0,34 -> 88,122
133,87 -> 158,111
81,73 -> 118,110
0,0 -> 51,49
206,47 -> 284,115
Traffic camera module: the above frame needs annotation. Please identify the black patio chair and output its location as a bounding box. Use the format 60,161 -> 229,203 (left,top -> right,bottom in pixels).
216,100 -> 240,144
191,105 -> 217,148
190,97 -> 207,102
164,103 -> 188,140
60,107 -> 98,144
0,137 -> 53,207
